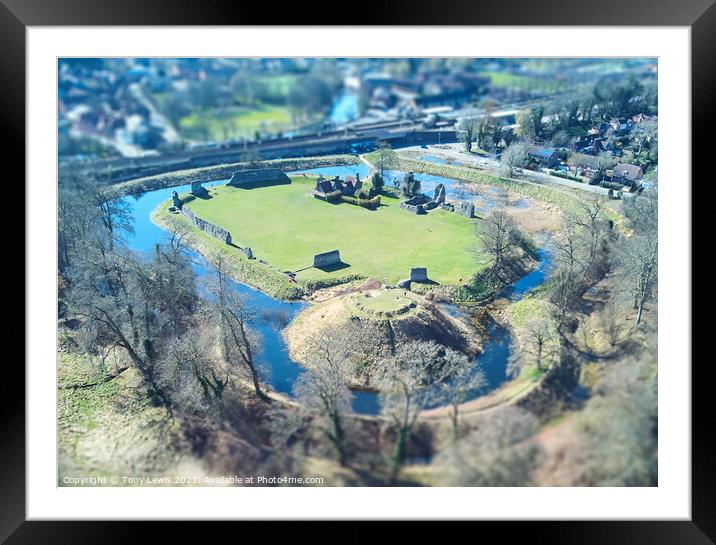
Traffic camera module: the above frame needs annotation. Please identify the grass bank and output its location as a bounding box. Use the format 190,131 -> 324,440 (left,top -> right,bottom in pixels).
154,202 -> 306,300
57,345 -> 192,484
110,154 -> 361,197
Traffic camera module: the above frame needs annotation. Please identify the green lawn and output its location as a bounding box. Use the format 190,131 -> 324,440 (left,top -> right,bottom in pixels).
183,175 -> 488,285
256,75 -> 299,100
483,71 -> 568,93
178,104 -> 294,141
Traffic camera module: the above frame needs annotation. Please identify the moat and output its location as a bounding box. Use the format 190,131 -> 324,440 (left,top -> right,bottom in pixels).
124,165 -> 552,415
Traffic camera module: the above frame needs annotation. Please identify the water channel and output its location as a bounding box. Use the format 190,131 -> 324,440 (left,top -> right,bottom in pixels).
122,165 -> 552,415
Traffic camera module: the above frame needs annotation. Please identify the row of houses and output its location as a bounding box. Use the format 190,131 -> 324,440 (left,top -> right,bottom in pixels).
522,144 -> 644,186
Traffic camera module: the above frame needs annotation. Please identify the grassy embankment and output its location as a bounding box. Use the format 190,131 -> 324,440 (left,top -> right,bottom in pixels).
159,174 -> 488,288
154,203 -> 307,300
57,341 -> 195,485
110,154 -> 360,197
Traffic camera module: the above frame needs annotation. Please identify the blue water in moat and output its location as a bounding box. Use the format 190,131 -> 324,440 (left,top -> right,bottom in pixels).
290,164 -> 370,180
418,154 -> 466,167
382,170 -> 511,214
121,166 -> 550,415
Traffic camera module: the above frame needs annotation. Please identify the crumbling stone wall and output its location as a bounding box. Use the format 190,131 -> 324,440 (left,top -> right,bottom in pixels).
181,207 -> 233,245
172,190 -> 182,209
191,181 -> 206,196
227,168 -> 290,188
441,200 -> 475,218
399,186 -> 446,215
313,250 -> 341,268
433,183 -> 446,204
410,268 -> 428,282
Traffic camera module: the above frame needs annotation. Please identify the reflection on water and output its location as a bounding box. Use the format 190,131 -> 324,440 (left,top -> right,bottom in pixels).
418,154 -> 465,167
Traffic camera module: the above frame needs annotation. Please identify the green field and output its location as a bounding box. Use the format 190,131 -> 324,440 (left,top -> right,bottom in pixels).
256,75 -> 299,100
483,71 -> 568,93
182,175 -> 488,284
178,104 -> 294,141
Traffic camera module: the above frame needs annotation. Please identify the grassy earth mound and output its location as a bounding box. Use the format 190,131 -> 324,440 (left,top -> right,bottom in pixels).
284,288 -> 481,388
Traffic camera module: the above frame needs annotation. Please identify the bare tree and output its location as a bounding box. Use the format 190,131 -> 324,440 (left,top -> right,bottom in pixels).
548,268 -> 581,334
163,328 -> 228,413
208,260 -> 269,401
89,178 -> 134,251
570,194 -> 611,284
432,351 -> 486,441
69,243 -> 197,410
377,341 -> 443,484
478,207 -> 517,274
573,353 -> 657,486
624,186 -> 658,234
58,176 -> 99,273
293,335 -> 357,466
524,317 -> 556,371
436,406 -> 539,486
500,142 -> 528,177
461,118 -> 475,153
598,297 -> 626,347
552,216 -> 582,274
614,230 -> 658,326
376,141 -> 395,178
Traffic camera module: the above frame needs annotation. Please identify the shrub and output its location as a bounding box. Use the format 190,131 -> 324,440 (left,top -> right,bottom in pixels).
340,195 -> 380,209
600,181 -> 623,191
549,170 -> 582,182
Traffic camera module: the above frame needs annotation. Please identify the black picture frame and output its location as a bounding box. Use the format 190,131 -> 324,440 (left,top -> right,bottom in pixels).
2,0 -> 712,541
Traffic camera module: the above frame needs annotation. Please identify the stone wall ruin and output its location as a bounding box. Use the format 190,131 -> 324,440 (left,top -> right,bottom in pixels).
180,206 -> 233,245
399,183 -> 446,215
410,267 -> 428,282
228,168 -> 290,188
441,200 -> 475,218
191,181 -> 207,196
313,250 -> 341,268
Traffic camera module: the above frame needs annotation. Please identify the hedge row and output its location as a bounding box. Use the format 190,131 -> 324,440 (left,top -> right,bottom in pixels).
303,274 -> 367,293
549,170 -> 583,182
340,194 -> 381,208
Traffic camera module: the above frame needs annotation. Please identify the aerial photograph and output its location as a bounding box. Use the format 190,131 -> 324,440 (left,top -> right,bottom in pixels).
57,57 -> 658,487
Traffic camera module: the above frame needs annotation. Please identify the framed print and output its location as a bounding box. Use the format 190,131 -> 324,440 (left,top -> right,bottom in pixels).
3,0 -> 713,541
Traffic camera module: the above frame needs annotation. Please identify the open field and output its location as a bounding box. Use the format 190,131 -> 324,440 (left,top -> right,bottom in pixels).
178,104 -> 295,140
483,71 -> 569,93
182,175 -> 489,285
